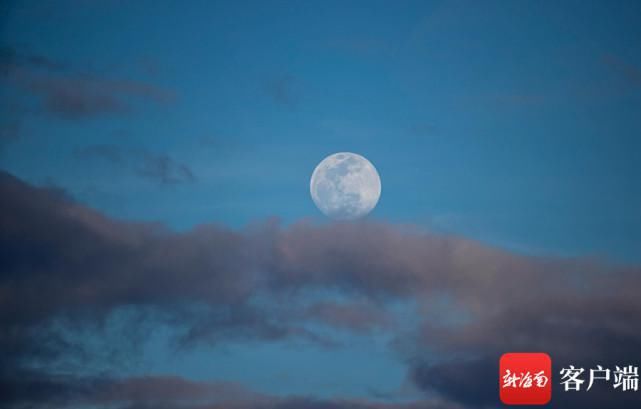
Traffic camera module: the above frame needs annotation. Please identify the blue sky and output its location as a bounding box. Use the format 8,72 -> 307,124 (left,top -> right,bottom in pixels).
1,1 -> 641,408
3,0 -> 640,261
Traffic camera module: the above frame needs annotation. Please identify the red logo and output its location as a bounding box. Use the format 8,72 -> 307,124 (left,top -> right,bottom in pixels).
500,353 -> 552,405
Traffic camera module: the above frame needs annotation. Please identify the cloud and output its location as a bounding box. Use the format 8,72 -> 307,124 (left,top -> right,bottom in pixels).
0,45 -> 174,119
602,54 -> 641,86
1,371 -> 459,409
19,73 -> 174,119
0,45 -> 66,72
411,357 -> 497,407
304,301 -> 393,333
0,372 -> 263,408
264,74 -> 298,107
74,144 -> 196,184
1,171 -> 640,408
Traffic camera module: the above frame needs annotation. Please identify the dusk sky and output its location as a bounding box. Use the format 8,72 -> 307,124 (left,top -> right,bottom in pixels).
1,1 -> 641,408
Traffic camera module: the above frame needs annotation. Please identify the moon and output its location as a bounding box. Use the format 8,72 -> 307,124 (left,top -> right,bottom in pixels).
310,152 -> 381,220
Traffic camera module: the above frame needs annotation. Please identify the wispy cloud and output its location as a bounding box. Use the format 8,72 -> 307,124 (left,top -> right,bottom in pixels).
0,45 -> 66,72
74,144 -> 196,185
0,45 -> 174,120
602,54 -> 641,86
264,74 -> 299,107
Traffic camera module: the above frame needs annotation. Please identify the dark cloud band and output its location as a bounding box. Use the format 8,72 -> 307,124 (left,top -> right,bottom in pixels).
1,170 -> 640,408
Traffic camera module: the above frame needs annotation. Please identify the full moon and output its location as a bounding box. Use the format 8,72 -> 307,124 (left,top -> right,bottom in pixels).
310,152 -> 381,220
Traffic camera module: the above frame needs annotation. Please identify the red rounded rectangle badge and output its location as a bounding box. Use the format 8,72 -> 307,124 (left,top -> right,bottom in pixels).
500,352 -> 552,405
